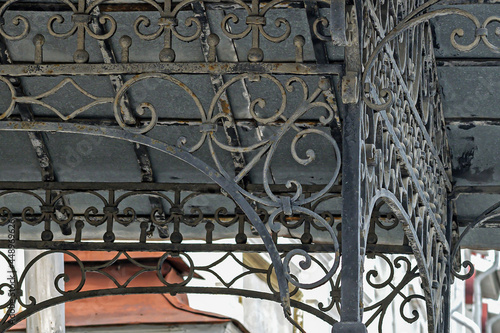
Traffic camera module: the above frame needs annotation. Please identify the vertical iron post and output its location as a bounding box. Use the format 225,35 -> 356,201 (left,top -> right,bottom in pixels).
443,199 -> 454,333
333,2 -> 367,332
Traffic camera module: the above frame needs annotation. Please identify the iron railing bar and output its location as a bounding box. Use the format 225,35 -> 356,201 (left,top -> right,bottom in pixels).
4,116 -> 334,129
453,185 -> 500,195
445,118 -> 500,125
0,63 -> 343,76
0,240 -> 413,254
0,181 -> 342,193
0,0 -> 327,12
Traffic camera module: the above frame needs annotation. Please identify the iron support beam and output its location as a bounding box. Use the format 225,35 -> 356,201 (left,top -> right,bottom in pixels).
443,199 -> 454,333
333,2 -> 367,332
304,0 -> 342,149
5,117 -> 333,129
0,240 -> 413,254
0,38 -> 55,181
0,63 -> 342,77
336,96 -> 366,328
0,181 -> 342,193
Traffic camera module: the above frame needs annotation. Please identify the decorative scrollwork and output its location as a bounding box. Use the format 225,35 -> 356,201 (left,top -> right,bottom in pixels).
0,73 -> 342,321
0,187 -> 339,247
211,76 -> 342,291
221,0 -> 292,62
0,249 -> 339,332
0,207 -> 12,226
134,0 -> 202,62
451,15 -> 500,53
14,78 -> 114,121
0,1 -> 30,41
113,73 -> 204,135
312,17 -> 331,42
450,200 -> 500,280
363,4 -> 500,111
364,254 -> 425,332
0,190 -> 74,241
360,0 -> 453,331
0,76 -> 18,121
47,0 -> 117,63
0,0 -> 342,64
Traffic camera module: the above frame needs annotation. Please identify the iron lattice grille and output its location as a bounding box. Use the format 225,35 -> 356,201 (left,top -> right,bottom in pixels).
359,1 -> 451,331
357,0 -> 500,332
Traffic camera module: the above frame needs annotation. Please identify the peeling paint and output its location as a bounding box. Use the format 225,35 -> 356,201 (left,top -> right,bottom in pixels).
458,123 -> 476,130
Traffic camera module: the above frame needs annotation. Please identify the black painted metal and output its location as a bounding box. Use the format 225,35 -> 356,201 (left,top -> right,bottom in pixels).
335,2 -> 365,330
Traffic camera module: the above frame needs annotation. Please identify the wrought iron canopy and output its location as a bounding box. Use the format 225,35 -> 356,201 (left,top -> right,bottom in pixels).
0,0 -> 499,332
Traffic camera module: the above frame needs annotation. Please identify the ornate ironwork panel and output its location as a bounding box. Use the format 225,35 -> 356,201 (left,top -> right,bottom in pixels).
350,0 -> 465,331
0,0 -> 496,331
0,0 -> 346,331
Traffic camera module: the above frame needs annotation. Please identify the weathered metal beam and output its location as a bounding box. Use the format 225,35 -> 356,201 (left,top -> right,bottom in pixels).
0,38 -> 55,182
0,240 -> 412,254
304,0 -> 343,149
453,185 -> 500,196
6,116 -> 333,129
193,1 -> 248,184
436,0 -> 499,4
437,59 -> 500,67
0,0 -> 319,12
446,118 -> 500,125
334,3 -> 367,331
0,181 -> 342,193
329,0 -> 348,46
6,116 -> 333,128
0,63 -> 343,77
